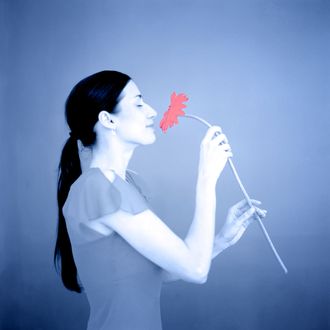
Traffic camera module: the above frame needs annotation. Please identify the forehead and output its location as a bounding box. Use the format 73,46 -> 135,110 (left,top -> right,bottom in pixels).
119,80 -> 141,100
115,80 -> 142,114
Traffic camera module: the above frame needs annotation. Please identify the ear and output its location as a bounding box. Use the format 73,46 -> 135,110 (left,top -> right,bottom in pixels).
98,110 -> 117,129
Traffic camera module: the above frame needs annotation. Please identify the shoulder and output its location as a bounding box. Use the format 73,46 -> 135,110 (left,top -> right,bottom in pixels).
65,168 -> 119,214
71,167 -> 115,192
63,167 -> 122,222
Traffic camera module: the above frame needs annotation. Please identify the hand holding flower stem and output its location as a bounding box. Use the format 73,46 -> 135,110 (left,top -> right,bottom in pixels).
212,199 -> 267,258
160,92 -> 288,274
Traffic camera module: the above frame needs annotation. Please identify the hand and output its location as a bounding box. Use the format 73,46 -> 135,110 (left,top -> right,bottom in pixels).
198,126 -> 233,183
215,199 -> 267,251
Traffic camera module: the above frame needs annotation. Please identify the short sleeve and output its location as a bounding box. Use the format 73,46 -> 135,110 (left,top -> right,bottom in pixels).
63,168 -> 150,244
63,172 -> 121,223
84,173 -> 122,221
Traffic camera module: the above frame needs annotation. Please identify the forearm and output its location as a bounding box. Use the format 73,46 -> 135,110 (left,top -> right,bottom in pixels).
163,236 -> 228,283
211,235 -> 229,259
184,172 -> 217,279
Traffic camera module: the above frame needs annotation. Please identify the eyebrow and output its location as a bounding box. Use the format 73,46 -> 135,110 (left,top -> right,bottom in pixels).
134,94 -> 142,99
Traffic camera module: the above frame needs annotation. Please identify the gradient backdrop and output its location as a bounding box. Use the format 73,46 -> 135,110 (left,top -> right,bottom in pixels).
1,0 -> 329,329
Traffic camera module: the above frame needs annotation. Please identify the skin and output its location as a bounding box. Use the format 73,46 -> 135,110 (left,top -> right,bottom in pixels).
82,79 -> 267,283
89,80 -> 157,179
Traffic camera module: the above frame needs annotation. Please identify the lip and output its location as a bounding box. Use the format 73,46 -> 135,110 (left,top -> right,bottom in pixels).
146,123 -> 154,127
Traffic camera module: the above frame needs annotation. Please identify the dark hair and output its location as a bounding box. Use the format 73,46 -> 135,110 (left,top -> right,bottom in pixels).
54,70 -> 131,292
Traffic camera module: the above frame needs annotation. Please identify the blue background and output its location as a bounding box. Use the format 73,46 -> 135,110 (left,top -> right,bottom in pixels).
0,0 -> 329,329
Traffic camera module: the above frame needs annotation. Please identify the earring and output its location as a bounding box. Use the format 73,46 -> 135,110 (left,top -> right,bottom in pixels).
111,128 -> 117,136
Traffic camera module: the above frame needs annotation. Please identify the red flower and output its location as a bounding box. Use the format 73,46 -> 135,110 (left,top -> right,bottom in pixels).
159,92 -> 189,133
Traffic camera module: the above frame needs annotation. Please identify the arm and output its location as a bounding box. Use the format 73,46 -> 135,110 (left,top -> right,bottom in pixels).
182,173 -> 216,282
91,126 -> 229,284
162,235 -> 228,283
161,199 -> 267,283
96,172 -> 216,284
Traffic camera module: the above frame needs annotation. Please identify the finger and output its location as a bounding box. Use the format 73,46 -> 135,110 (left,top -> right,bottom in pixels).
230,202 -> 248,219
231,199 -> 249,212
250,199 -> 262,205
242,206 -> 266,224
202,126 -> 223,144
247,210 -> 266,224
229,199 -> 263,219
211,133 -> 228,145
247,211 -> 263,226
217,143 -> 231,151
256,207 -> 267,214
242,220 -> 250,230
239,202 -> 255,214
235,199 -> 263,214
236,207 -> 256,224
255,207 -> 267,218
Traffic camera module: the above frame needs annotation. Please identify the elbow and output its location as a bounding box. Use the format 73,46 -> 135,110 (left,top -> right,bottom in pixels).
172,268 -> 208,284
191,273 -> 208,284
197,273 -> 208,284
189,268 -> 208,284
201,273 -> 208,284
194,275 -> 207,284
178,256 -> 210,284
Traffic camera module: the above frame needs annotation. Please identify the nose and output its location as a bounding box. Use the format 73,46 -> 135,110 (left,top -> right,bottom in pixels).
146,103 -> 157,119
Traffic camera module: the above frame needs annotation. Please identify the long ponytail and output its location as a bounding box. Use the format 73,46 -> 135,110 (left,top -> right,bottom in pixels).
54,136 -> 82,292
54,70 -> 131,292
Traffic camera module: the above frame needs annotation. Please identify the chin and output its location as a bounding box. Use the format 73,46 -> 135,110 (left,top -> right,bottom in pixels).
144,135 -> 156,145
141,132 -> 157,145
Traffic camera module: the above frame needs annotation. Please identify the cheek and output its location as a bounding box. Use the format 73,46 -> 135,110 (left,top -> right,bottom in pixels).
118,109 -> 149,137
120,119 -> 146,137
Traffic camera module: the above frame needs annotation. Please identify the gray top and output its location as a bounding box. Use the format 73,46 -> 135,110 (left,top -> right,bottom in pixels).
63,167 -> 163,330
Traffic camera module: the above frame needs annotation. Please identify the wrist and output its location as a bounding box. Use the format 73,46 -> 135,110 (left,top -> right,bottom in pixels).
197,171 -> 216,190
215,235 -> 231,253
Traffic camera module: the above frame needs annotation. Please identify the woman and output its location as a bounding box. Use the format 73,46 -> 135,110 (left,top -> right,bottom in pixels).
54,70 -> 266,330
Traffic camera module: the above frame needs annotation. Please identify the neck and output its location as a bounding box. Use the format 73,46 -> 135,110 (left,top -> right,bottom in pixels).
89,135 -> 137,179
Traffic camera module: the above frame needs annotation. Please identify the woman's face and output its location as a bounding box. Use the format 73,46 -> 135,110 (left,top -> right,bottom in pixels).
113,80 -> 157,146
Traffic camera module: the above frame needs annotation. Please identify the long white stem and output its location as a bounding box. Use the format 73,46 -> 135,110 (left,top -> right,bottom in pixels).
183,113 -> 288,274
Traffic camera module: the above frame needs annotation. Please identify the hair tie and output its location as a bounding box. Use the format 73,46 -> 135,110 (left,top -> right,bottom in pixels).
69,131 -> 77,140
